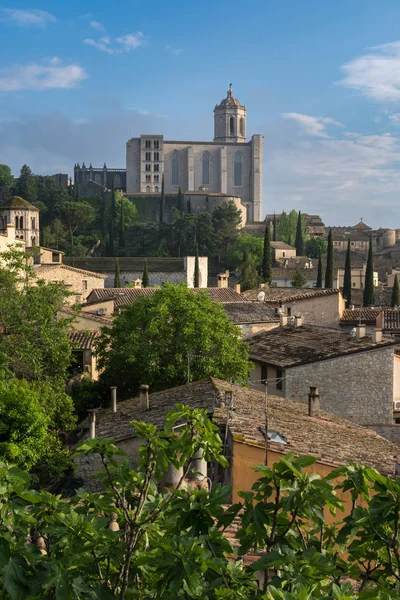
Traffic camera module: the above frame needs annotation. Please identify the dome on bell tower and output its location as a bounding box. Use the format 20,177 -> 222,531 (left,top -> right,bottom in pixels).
214,85 -> 247,143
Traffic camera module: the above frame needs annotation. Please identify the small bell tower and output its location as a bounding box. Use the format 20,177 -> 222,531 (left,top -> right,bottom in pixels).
214,85 -> 247,143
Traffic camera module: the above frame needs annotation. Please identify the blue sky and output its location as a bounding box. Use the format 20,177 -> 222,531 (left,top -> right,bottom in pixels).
2,1 -> 400,225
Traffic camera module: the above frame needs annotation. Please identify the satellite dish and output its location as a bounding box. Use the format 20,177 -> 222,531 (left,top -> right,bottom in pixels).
257,292 -> 265,302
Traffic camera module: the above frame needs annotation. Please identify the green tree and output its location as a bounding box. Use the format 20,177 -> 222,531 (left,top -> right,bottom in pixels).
316,247 -> 323,288
226,233 -> 263,271
118,200 -> 126,252
291,266 -> 307,288
262,224 -> 272,284
193,242 -> 200,288
305,236 -> 327,258
272,212 -> 277,241
160,174 -> 165,222
0,163 -> 13,187
114,258 -> 121,287
12,164 -> 37,202
325,228 -> 334,288
364,237 -> 375,306
96,283 -> 251,396
240,249 -> 259,292
276,209 -> 298,244
177,186 -> 184,214
295,210 -> 304,256
212,201 -> 242,261
60,200 -> 95,248
142,258 -> 150,288
187,197 -> 192,214
392,274 -> 400,307
343,238 -> 352,307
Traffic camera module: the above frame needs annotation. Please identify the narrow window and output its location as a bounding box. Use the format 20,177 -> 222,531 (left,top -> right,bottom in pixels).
146,186 -> 150,192
154,140 -> 159,149
155,186 -> 159,192
19,216 -> 24,229
31,217 -> 36,229
145,139 -> 151,149
202,151 -> 210,185
154,152 -> 159,162
154,163 -> 159,172
261,364 -> 268,382
171,150 -> 179,185
234,151 -> 243,186
229,116 -> 235,136
145,151 -> 151,161
154,174 -> 159,183
146,175 -> 151,182
240,117 -> 244,136
145,164 -> 151,172
15,216 -> 19,228
82,280 -> 88,291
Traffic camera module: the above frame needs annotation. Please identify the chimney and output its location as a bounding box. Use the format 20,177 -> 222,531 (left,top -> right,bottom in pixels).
88,409 -> 97,439
217,270 -> 229,288
308,385 -> 320,418
110,386 -> 117,413
133,278 -> 143,289
294,315 -> 303,328
139,384 -> 149,411
234,282 -> 241,294
280,314 -> 288,327
356,324 -> 366,340
372,328 -> 383,344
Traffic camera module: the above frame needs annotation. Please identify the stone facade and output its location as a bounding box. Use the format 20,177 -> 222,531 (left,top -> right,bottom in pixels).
33,264 -> 106,304
0,196 -> 40,245
126,88 -> 263,222
73,163 -> 126,197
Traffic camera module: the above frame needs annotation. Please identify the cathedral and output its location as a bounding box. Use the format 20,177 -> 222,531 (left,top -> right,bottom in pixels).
74,87 -> 263,222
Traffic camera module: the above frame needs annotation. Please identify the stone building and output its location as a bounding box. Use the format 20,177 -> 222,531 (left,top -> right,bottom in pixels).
125,86 -> 262,222
73,163 -> 126,197
248,320 -> 399,440
0,196 -> 39,245
63,256 -> 208,289
222,302 -> 279,338
242,287 -> 344,328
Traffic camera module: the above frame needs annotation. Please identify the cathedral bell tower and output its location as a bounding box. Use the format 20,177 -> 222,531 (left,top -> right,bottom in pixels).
214,85 -> 246,143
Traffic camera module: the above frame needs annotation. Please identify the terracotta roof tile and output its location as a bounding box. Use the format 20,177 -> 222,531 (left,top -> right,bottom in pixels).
242,287 -> 340,303
340,308 -> 381,324
223,302 -> 278,324
68,331 -> 98,350
34,264 -> 107,279
85,287 -> 245,307
248,324 -> 397,368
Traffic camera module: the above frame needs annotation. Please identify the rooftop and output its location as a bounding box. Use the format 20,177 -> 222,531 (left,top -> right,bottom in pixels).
223,302 -> 279,325
0,196 -> 38,210
68,331 -> 98,350
212,380 -> 397,477
59,306 -> 111,325
340,308 -> 381,324
85,287 -> 245,308
63,257 -> 185,274
242,286 -> 340,303
79,377 -> 399,477
248,324 -> 396,368
34,263 -> 107,279
271,241 -> 296,250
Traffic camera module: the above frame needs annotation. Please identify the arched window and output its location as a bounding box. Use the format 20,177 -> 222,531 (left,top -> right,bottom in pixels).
155,186 -> 159,192
31,217 -> 36,230
15,216 -> 19,228
234,151 -> 243,186
20,216 -> 24,229
202,151 -> 210,185
240,117 -> 244,136
171,150 -> 179,186
146,186 -> 150,192
31,236 -> 36,246
229,117 -> 235,136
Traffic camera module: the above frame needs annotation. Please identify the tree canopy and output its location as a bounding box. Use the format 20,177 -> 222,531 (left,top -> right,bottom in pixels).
96,283 -> 251,396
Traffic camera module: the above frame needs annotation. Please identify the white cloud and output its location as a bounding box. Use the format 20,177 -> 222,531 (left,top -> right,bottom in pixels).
389,113 -> 400,123
165,45 -> 183,56
90,20 -> 105,32
0,59 -> 87,92
84,32 -> 145,54
282,113 -> 343,138
1,8 -> 56,27
339,41 -> 400,102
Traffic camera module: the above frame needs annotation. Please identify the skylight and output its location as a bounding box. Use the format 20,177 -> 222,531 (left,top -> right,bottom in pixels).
259,427 -> 288,444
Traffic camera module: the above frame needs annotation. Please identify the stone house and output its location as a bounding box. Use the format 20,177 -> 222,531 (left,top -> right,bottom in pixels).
248,320 -> 399,441
68,331 -> 99,381
63,256 -> 208,289
76,378 -> 398,505
82,285 -> 245,316
34,263 -> 106,304
242,287 -> 345,328
222,302 -> 279,338
270,241 -> 296,261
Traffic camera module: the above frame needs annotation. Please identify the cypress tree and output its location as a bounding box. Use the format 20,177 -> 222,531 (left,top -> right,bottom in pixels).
392,274 -> 400,307
291,266 -> 307,288
177,186 -> 184,214
114,258 -> 121,288
363,238 -> 375,306
193,243 -> 200,288
142,259 -> 150,288
343,239 -> 352,307
288,233 -> 292,247
160,175 -> 165,222
325,229 -> 334,288
187,198 -> 192,214
118,200 -> 126,253
316,248 -> 323,288
261,224 -> 272,284
295,211 -> 304,256
272,213 -> 277,242
240,249 -> 259,292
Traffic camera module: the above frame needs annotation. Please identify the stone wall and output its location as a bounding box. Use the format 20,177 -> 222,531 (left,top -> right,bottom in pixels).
34,265 -> 105,303
366,424 -> 400,444
281,293 -> 344,328
285,346 -> 395,426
